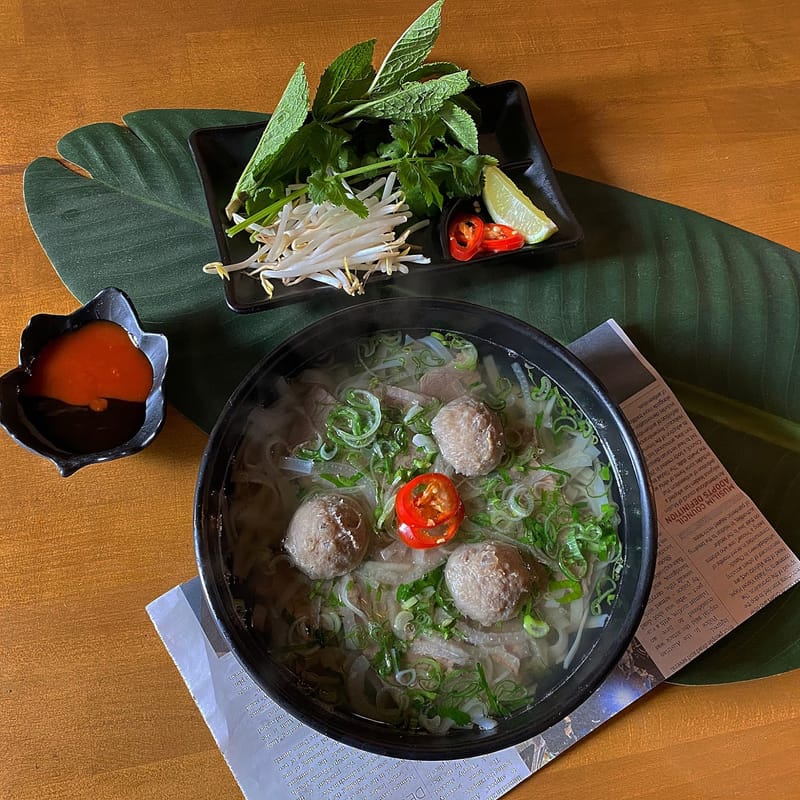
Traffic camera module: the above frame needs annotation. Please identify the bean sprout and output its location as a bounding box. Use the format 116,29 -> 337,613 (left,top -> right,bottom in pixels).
204,173 -> 430,298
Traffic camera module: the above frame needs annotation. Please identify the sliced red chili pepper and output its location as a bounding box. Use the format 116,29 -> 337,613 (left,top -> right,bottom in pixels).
395,472 -> 464,549
448,214 -> 485,262
395,472 -> 461,527
480,223 -> 525,252
397,511 -> 464,549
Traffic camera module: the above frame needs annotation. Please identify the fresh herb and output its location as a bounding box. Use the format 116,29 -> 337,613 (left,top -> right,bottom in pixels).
396,564 -> 462,639
549,578 -> 583,604
527,370 -> 596,441
226,62 -> 310,217
225,0 -> 495,226
326,389 -> 383,448
476,661 -> 502,717
320,471 -> 364,488
366,622 -> 408,677
591,554 -> 623,615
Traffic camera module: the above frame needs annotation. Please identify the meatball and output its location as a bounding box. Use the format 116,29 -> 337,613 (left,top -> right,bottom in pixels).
284,494 -> 370,580
431,396 -> 505,476
444,542 -> 531,626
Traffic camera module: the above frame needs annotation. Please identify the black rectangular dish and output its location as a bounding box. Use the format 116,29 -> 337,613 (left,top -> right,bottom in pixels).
189,80 -> 583,314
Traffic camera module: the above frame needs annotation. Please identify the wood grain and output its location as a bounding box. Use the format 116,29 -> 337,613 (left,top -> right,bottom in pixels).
1,1 -> 798,798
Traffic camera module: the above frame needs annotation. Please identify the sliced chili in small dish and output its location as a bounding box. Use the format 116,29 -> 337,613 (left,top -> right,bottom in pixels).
480,223 -> 525,252
448,214 -> 485,261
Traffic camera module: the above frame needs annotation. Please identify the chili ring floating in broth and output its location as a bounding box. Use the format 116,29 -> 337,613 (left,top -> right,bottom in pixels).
224,329 -> 622,733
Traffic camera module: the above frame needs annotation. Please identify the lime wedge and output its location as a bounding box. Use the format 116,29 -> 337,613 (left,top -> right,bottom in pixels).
482,165 -> 558,244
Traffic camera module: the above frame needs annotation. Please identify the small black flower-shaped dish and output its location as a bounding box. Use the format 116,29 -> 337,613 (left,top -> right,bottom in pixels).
0,287 -> 168,477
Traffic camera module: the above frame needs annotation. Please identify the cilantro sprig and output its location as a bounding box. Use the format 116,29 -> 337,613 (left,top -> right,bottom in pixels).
225,0 -> 496,226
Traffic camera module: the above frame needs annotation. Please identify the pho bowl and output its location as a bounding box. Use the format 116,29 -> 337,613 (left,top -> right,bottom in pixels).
194,297 -> 656,760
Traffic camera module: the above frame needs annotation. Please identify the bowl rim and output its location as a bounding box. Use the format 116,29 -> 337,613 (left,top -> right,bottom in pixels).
194,297 -> 657,759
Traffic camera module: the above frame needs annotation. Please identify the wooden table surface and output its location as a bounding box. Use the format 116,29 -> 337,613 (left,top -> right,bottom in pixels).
2,1 -> 798,798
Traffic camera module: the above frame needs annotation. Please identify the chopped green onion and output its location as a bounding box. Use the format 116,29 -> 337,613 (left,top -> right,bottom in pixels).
521,599 -> 550,638
476,662 -> 502,717
550,578 -> 583,604
320,471 -> 364,487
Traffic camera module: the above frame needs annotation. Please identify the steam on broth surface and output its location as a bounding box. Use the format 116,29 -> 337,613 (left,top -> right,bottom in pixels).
223,331 -> 621,734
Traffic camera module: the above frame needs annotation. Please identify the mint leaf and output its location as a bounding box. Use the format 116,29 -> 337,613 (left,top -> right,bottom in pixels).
401,60 -> 466,82
238,122 -> 315,209
341,70 -> 470,122
313,39 -> 376,120
440,100 -> 479,153
369,0 -> 445,96
450,92 -> 483,122
227,63 -> 309,215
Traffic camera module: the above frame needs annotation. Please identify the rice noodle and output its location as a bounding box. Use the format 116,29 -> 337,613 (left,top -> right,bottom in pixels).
279,456 -> 314,474
418,335 -> 452,364
511,361 -> 534,426
336,574 -> 369,622
456,622 -> 531,649
563,600 -> 594,670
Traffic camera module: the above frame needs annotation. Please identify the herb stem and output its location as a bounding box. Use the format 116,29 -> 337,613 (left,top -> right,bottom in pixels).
337,157 -> 431,181
226,186 -> 307,237
226,157 -> 436,238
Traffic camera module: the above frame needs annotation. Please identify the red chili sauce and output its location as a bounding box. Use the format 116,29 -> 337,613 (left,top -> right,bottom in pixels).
22,320 -> 154,453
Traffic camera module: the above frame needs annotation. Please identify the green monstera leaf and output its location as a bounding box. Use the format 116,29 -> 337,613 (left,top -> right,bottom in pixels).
23,109 -> 800,685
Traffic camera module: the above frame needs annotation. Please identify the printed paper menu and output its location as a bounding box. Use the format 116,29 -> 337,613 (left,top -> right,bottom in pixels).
571,320 -> 800,677
147,318 -> 800,799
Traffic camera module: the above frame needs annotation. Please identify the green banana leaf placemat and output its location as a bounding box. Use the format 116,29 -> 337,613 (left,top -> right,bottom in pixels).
22,108 -> 800,686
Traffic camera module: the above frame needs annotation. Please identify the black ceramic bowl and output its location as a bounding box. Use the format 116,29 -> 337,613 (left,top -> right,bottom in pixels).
0,287 -> 168,477
194,298 -> 656,760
